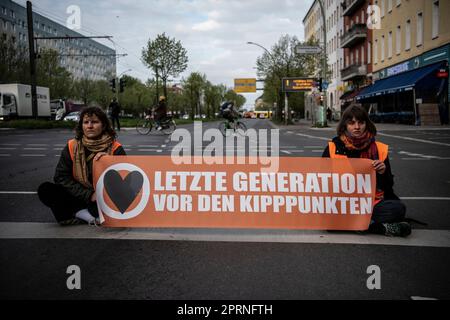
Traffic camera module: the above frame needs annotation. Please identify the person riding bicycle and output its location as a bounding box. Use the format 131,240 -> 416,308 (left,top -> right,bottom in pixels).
220,101 -> 238,128
154,96 -> 168,131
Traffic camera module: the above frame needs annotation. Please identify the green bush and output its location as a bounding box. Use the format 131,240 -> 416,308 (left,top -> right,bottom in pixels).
0,119 -> 77,129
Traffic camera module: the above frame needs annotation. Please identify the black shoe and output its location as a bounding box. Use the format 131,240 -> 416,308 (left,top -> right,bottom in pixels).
59,218 -> 86,226
381,222 -> 412,237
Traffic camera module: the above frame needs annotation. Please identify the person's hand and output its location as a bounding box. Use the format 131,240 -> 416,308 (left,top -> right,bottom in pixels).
90,191 -> 96,202
94,152 -> 108,161
372,160 -> 386,174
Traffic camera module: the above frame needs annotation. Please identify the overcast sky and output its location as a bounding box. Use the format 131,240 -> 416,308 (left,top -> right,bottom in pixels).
17,0 -> 314,107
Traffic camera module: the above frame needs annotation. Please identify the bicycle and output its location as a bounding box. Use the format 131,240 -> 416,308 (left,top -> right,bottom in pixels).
218,118 -> 247,136
136,114 -> 176,135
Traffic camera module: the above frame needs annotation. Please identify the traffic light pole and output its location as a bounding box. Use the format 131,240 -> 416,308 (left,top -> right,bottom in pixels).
318,0 -> 328,127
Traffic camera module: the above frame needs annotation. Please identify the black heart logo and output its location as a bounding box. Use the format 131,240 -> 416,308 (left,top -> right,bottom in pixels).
103,170 -> 144,213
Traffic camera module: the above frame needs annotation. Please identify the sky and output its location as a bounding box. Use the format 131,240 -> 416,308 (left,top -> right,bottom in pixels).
17,0 -> 314,108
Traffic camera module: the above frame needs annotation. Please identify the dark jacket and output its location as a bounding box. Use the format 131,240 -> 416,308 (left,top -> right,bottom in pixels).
322,136 -> 399,200
109,101 -> 121,117
53,142 -> 126,204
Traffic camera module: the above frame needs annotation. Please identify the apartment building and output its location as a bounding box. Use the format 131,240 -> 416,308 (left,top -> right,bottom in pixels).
303,0 -> 345,120
0,0 -> 116,81
339,0 -> 373,111
357,0 -> 450,125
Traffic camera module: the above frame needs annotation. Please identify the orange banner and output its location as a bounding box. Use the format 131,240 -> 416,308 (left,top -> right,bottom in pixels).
93,156 -> 376,230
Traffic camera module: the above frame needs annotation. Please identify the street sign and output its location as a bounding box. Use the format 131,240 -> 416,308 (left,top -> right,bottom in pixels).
282,78 -> 316,92
322,81 -> 329,90
234,78 -> 256,93
296,46 -> 322,54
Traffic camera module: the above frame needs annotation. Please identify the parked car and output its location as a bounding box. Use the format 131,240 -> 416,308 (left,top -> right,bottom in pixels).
182,114 -> 189,120
64,111 -> 81,122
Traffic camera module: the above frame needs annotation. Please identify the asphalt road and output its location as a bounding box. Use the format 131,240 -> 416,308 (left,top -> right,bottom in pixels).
0,119 -> 449,300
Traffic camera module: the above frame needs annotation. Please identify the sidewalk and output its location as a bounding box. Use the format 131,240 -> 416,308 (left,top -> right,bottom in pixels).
271,118 -> 450,132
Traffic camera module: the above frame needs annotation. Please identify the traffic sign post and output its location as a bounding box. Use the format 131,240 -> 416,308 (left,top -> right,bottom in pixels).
296,46 -> 322,54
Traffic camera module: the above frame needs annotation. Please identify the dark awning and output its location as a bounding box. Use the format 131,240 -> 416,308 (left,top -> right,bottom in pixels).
340,87 -> 364,103
356,62 -> 445,101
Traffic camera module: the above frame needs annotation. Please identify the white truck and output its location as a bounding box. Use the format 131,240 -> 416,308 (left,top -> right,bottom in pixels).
0,84 -> 51,120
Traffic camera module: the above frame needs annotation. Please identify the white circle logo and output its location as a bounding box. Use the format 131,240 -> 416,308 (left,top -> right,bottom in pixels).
96,163 -> 150,220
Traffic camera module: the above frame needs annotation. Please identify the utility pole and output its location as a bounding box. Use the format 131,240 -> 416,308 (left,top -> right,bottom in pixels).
318,0 -> 328,127
26,1 -> 37,119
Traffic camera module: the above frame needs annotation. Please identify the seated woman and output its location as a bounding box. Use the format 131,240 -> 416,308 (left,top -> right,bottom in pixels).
38,107 -> 126,225
322,104 -> 411,237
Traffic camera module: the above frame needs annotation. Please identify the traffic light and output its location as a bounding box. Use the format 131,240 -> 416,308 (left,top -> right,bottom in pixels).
318,78 -> 323,92
109,78 -> 116,93
119,78 -> 126,93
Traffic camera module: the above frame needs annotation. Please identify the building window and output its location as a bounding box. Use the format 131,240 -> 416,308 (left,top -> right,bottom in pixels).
381,0 -> 385,17
396,0 -> 401,7
388,31 -> 392,59
368,42 -> 372,64
374,39 -> 378,64
417,12 -> 423,46
361,46 -> 365,65
388,0 -> 392,12
381,35 -> 385,62
405,19 -> 411,50
432,1 -> 439,39
1,7 -> 6,15
396,26 -> 401,55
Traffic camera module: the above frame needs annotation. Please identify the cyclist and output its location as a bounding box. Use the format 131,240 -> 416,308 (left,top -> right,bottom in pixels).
154,96 -> 168,131
220,101 -> 238,128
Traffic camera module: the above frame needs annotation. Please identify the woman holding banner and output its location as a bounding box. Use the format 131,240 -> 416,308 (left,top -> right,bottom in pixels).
322,105 -> 411,237
38,107 -> 126,225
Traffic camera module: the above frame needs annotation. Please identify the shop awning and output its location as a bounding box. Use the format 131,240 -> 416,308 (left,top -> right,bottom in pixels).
356,62 -> 445,101
340,88 -> 364,103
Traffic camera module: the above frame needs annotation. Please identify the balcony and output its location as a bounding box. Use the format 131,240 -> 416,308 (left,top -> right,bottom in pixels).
341,64 -> 367,81
341,0 -> 366,17
340,24 -> 367,48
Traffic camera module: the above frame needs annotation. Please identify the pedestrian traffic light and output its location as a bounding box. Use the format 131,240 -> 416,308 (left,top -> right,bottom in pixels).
109,78 -> 116,93
119,78 -> 126,93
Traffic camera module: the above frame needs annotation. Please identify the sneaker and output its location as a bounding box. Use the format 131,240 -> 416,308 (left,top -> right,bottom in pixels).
88,217 -> 102,227
156,126 -> 162,131
382,222 -> 412,237
59,218 -> 85,226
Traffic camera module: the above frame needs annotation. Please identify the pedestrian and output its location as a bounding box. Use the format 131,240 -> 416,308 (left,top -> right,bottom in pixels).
109,97 -> 121,131
37,107 -> 126,225
326,107 -> 332,122
322,104 -> 411,237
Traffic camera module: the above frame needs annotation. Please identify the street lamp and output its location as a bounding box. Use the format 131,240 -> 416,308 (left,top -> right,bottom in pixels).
247,41 -> 287,124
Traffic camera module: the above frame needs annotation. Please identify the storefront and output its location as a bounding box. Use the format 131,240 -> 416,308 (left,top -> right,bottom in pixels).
356,44 -> 450,125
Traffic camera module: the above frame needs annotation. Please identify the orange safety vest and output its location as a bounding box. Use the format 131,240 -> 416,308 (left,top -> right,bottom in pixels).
67,138 -> 122,177
328,141 -> 388,205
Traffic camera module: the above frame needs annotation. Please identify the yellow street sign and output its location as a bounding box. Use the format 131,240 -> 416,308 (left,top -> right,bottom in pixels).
234,78 -> 256,93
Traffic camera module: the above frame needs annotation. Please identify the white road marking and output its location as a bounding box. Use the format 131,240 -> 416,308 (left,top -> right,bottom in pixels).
0,222 -> 448,248
304,146 -> 323,148
26,144 -> 48,146
0,147 -> 16,150
378,132 -> 450,147
0,143 -> 20,146
20,154 -> 46,157
23,148 -> 47,150
137,149 -> 159,152
295,133 -> 329,141
137,145 -> 158,148
311,150 -> 324,153
0,154 -> 11,156
400,197 -> 450,201
157,150 -> 163,153
401,158 -> 430,161
0,191 -> 37,194
281,150 -> 292,155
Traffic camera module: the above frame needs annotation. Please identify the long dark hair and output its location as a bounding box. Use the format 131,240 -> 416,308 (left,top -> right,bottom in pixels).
75,106 -> 116,140
336,104 -> 377,136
